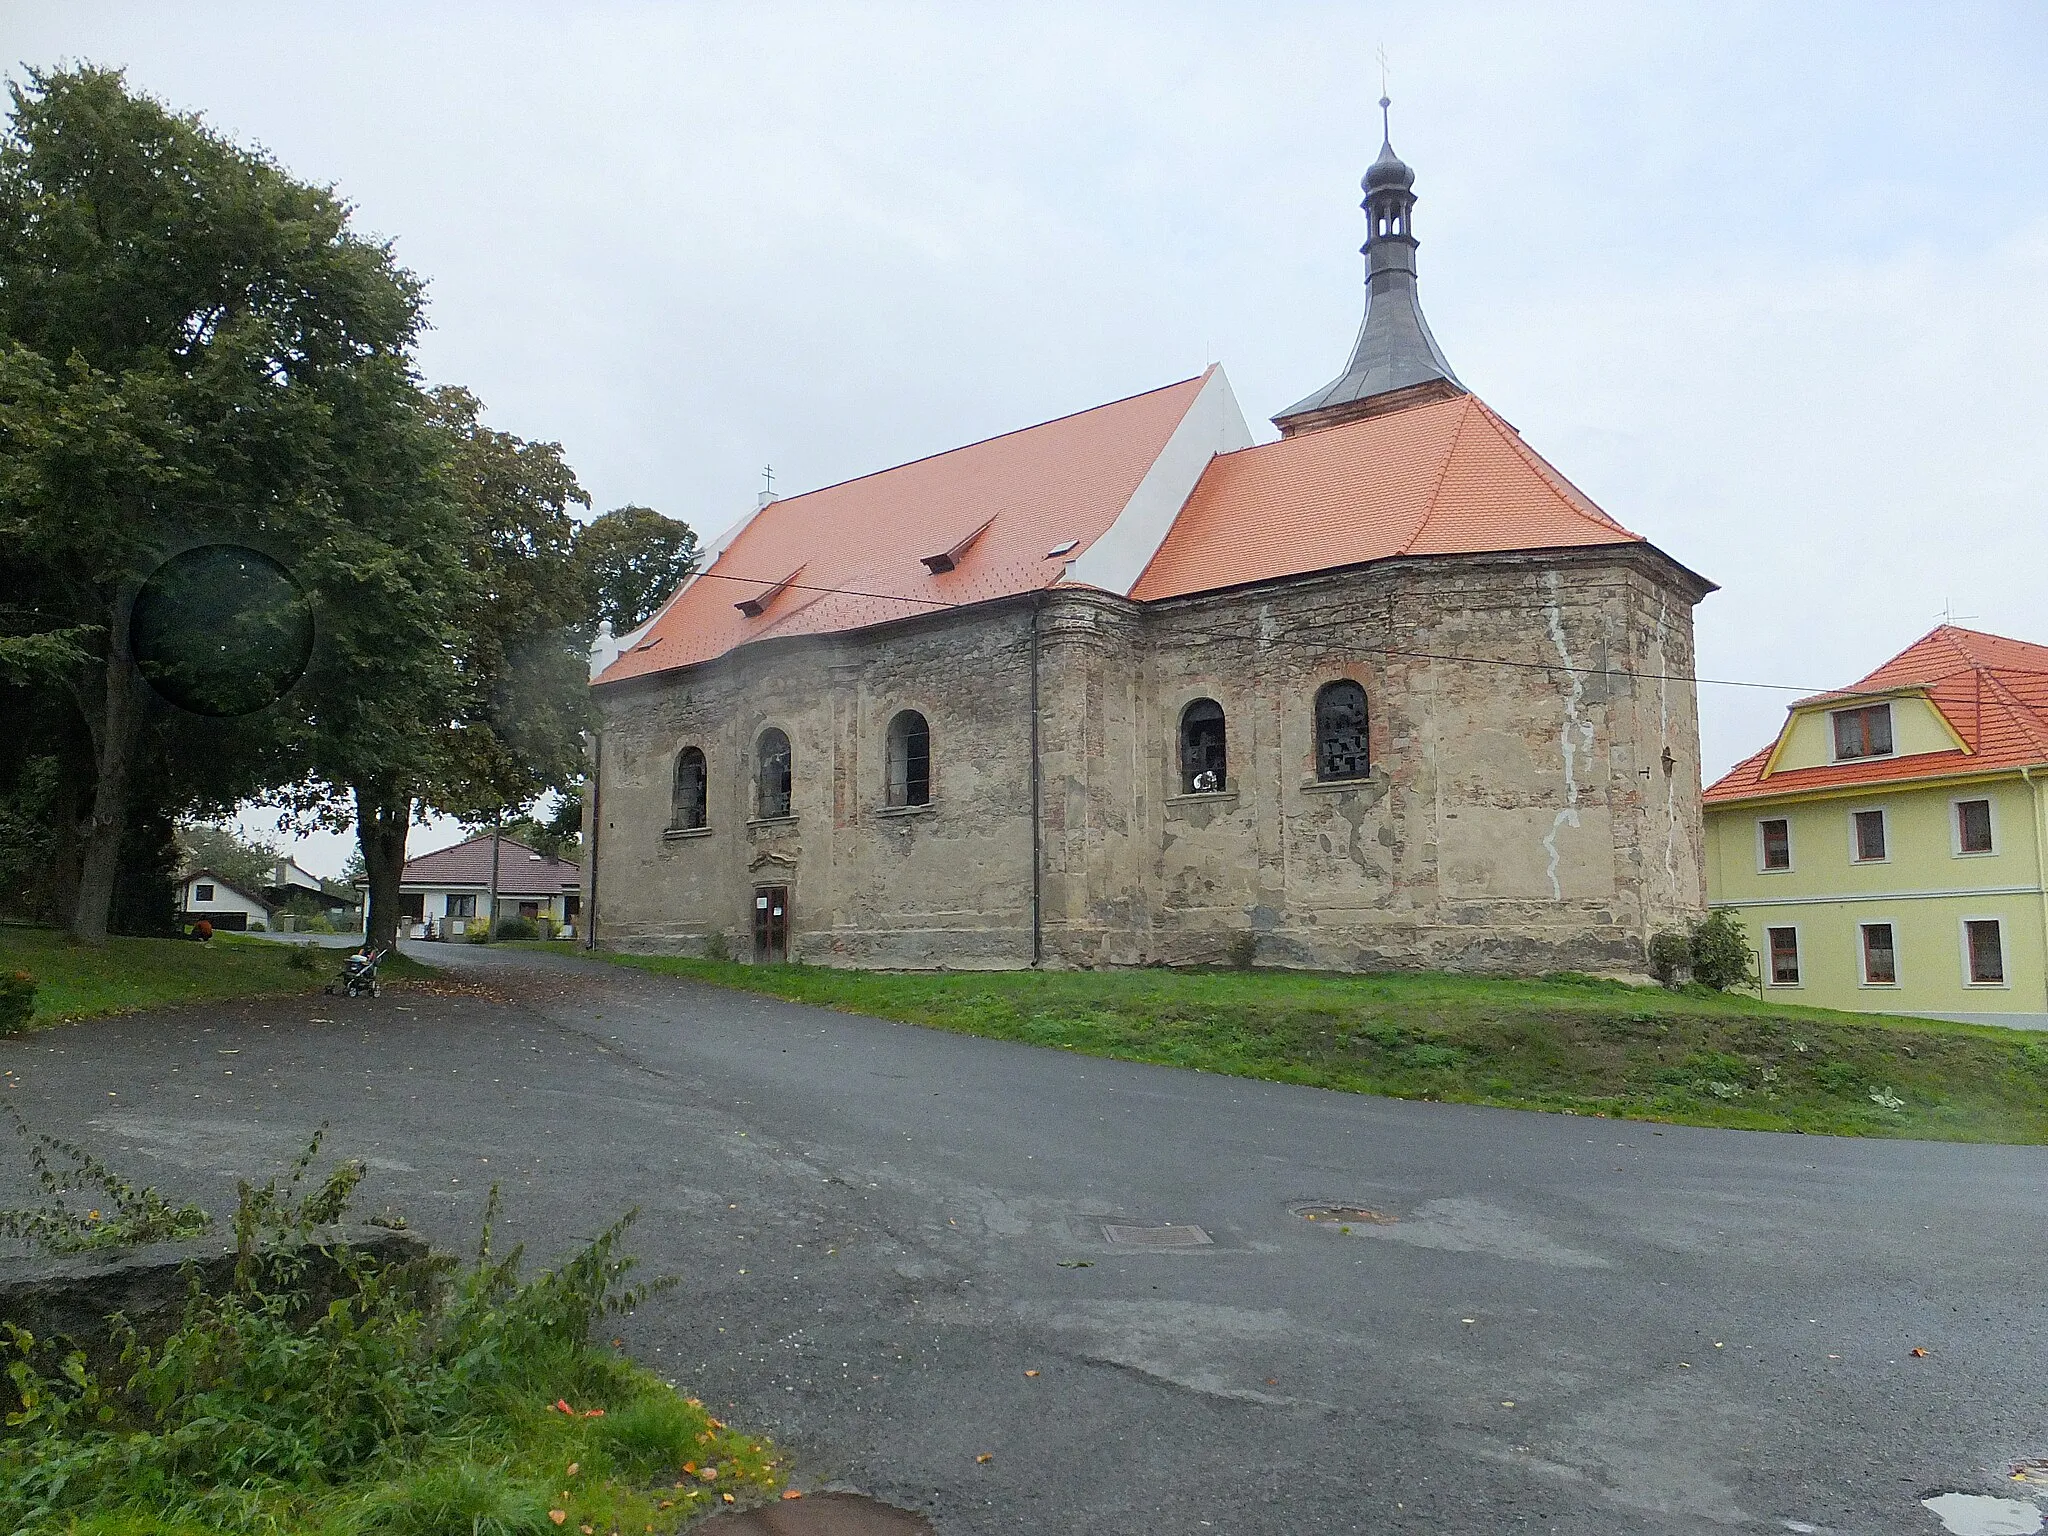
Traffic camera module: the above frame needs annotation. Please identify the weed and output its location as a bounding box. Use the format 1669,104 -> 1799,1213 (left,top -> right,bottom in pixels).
0,1150 -> 770,1535
0,1106 -> 209,1252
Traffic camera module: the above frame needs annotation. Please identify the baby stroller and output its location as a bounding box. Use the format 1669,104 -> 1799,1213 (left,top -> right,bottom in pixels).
326,946 -> 387,998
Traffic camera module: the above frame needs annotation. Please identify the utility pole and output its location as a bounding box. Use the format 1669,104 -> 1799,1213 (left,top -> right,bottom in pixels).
487,808 -> 503,941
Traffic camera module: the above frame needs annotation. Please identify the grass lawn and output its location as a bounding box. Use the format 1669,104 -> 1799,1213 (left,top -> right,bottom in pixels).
594,955 -> 2048,1143
0,925 -> 432,1026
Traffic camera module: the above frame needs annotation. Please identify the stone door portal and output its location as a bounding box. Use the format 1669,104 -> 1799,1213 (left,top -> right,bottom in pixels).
752,886 -> 789,963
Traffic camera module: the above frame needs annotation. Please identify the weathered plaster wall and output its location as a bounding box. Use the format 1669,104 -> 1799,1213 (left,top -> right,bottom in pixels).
593,603 -> 1038,965
593,546 -> 1707,975
1031,547 -> 1707,972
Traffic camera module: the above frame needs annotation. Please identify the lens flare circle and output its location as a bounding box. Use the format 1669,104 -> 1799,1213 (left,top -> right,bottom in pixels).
131,545 -> 314,717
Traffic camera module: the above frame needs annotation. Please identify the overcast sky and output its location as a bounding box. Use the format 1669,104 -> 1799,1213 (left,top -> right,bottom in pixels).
10,2 -> 2046,877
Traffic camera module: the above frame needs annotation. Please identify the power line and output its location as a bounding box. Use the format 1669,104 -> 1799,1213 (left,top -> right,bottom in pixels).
671,566 -> 1822,694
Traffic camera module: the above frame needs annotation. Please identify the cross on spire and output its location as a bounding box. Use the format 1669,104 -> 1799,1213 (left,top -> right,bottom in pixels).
1377,45 -> 1391,141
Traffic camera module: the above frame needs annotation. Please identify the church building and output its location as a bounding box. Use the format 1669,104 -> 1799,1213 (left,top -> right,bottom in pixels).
588,121 -> 1715,972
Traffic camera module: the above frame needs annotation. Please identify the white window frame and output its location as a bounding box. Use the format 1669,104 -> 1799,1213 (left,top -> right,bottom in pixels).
1951,795 -> 1997,858
1847,805 -> 1890,865
1763,923 -> 1803,988
1756,816 -> 1795,873
1857,920 -> 1900,988
1827,701 -> 1895,764
1959,916 -> 2009,989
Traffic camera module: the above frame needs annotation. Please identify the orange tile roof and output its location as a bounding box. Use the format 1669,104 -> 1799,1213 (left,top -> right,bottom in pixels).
1704,625 -> 2048,803
597,373 -> 1213,683
1130,392 -> 1641,601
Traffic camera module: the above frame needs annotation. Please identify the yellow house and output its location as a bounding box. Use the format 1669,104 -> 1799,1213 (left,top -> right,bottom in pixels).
1704,625 -> 2048,1027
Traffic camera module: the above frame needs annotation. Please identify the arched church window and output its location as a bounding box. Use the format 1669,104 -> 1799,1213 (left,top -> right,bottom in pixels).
1179,699 -> 1227,794
672,746 -> 707,830
756,727 -> 792,819
1315,681 -> 1371,781
885,710 -> 931,807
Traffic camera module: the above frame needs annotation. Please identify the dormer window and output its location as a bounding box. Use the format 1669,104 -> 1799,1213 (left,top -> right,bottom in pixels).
1831,703 -> 1893,761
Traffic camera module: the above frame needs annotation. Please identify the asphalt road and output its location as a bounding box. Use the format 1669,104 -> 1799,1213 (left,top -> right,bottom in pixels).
4,944 -> 2045,1535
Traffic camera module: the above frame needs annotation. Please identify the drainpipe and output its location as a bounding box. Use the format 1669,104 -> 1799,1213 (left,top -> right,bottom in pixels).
1029,596 -> 1044,967
585,733 -> 602,951
2025,766 -> 2047,1013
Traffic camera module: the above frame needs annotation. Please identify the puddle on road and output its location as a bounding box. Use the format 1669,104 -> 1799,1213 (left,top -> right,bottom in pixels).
1922,1492 -> 2044,1535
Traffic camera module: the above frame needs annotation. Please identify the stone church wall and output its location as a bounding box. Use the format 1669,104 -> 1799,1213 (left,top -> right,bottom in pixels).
592,545 -> 1707,974
1035,547 -> 1706,972
592,602 -> 1039,966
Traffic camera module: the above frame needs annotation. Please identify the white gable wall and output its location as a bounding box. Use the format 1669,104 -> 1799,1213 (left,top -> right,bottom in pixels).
1063,366 -> 1254,597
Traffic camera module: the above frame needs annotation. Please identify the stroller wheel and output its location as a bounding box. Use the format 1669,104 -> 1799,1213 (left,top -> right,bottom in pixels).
370,981 -> 381,998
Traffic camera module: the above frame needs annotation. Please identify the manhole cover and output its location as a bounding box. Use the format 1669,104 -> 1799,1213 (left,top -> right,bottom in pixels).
1102,1223 -> 1212,1247
1291,1203 -> 1397,1225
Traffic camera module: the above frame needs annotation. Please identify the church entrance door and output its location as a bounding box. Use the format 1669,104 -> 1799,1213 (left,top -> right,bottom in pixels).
752,886 -> 789,963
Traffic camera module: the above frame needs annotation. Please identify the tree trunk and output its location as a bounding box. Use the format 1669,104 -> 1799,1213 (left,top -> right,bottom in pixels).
356,784 -> 412,952
69,604 -> 148,945
487,809 -> 502,940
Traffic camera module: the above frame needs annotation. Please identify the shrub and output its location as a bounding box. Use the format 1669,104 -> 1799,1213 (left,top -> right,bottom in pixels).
285,945 -> 320,974
493,916 -> 539,941
0,1137 -> 756,1536
0,969 -> 33,1034
1225,932 -> 1257,970
1688,910 -> 1757,991
248,920 -> 267,932
701,930 -> 731,963
1647,929 -> 1692,986
466,924 -> 492,944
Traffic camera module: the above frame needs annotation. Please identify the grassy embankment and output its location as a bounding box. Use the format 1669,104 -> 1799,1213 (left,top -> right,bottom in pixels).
0,925 -> 432,1025
596,955 -> 2048,1143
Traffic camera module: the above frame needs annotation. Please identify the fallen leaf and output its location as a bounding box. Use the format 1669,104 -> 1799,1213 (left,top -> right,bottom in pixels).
548,1515 -> 566,1527
566,1463 -> 579,1477
1024,1369 -> 1039,1378
1056,1259 -> 1092,1268
977,1453 -> 993,1464
580,1526 -> 593,1534
722,1494 -> 735,1504
782,1490 -> 804,1500
1911,1347 -> 1929,1358
1502,1401 -> 1516,1408
582,1408 -> 604,1417
555,1399 -> 573,1414
699,1466 -> 719,1481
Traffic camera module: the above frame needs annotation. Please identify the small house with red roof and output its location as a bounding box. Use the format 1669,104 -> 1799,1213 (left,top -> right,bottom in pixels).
589,123 -> 1715,974
374,834 -> 581,941
1705,626 -> 2048,1024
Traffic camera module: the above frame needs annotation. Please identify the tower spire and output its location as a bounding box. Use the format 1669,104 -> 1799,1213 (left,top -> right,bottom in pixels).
1272,101 -> 1464,437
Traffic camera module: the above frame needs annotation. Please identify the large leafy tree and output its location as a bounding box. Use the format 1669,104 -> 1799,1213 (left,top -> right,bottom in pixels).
285,388 -> 592,950
574,504 -> 698,636
0,66 -> 449,941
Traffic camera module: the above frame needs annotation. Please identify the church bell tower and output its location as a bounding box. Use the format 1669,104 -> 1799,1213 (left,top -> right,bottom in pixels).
1272,99 -> 1466,437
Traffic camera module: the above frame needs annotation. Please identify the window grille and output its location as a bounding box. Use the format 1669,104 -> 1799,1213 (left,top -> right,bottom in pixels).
756,729 -> 792,819
1314,681 -> 1370,781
